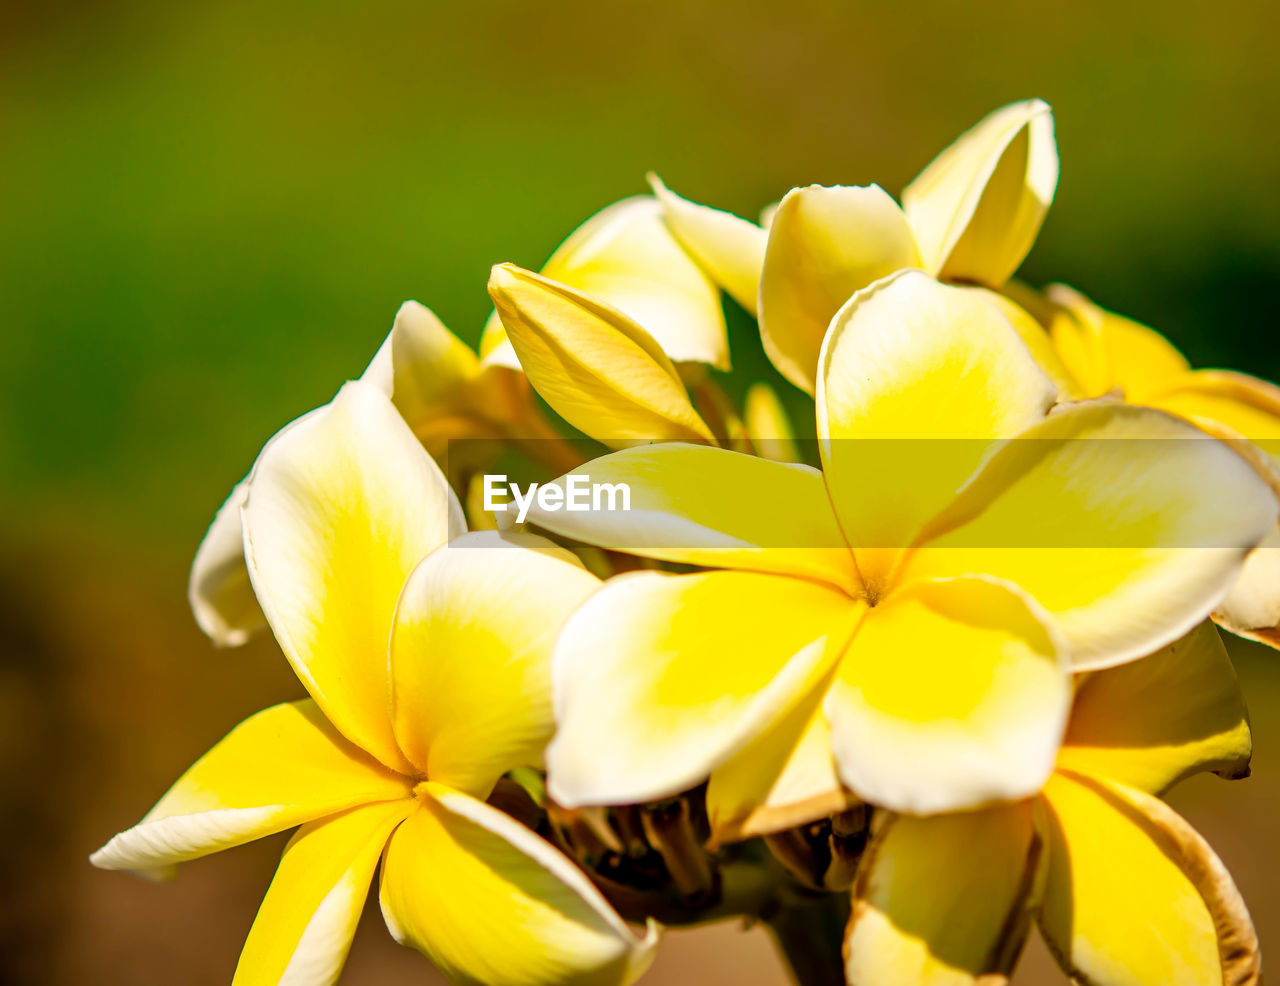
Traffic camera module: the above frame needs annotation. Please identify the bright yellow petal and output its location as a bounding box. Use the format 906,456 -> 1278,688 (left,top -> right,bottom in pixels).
744,381 -> 801,462
188,477 -> 264,647
759,183 -> 922,393
487,263 -> 714,448
233,799 -> 412,986
380,784 -> 657,986
482,196 -> 728,371
907,401 -> 1277,670
1056,622 -> 1251,794
817,270 -> 1056,590
903,99 -> 1058,287
1039,772 -> 1260,986
524,443 -> 859,590
827,576 -> 1068,815
546,569 -> 859,807
845,803 -> 1041,986
705,662 -> 853,845
242,380 -> 464,772
1152,368 -> 1280,442
389,531 -> 599,798
1046,284 -> 1191,400
647,173 -> 767,316
90,700 -> 411,871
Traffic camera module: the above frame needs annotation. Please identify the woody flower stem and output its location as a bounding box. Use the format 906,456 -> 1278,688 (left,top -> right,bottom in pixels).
764,892 -> 850,986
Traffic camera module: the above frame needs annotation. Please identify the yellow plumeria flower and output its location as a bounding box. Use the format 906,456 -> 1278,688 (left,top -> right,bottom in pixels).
488,263 -> 720,449
522,270 -> 1274,838
847,621 -> 1260,986
188,299 -> 555,648
479,195 -> 730,373
652,99 -> 1058,393
1044,283 -> 1280,647
96,380 -> 655,986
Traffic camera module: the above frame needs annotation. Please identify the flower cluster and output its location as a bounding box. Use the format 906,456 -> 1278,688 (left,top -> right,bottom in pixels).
95,101 -> 1278,986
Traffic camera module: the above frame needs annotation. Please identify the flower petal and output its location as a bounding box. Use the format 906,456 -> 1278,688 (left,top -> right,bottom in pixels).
242,380 -> 464,772
90,700 -> 411,871
817,270 -> 1056,589
1046,284 -> 1191,400
546,569 -> 859,807
1038,772 -> 1260,986
907,401 -> 1277,670
188,478 -> 263,647
903,99 -> 1058,287
759,184 -> 922,393
389,530 -> 599,798
744,382 -> 800,462
845,803 -> 1041,986
1056,622 -> 1251,794
826,576 -> 1069,815
488,263 -> 714,448
482,196 -> 728,372
232,799 -> 412,986
705,664 -> 853,845
525,443 -> 858,590
380,783 -> 657,986
1217,527 -> 1280,640
647,174 -> 767,315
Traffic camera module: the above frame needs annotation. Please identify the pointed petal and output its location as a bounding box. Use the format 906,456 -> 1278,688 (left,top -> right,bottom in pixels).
706,663 -> 853,845
189,478 -> 264,647
826,576 -> 1068,815
907,401 -> 1277,670
232,799 -> 412,986
744,382 -> 801,462
1046,284 -> 1191,400
524,443 -> 859,590
904,99 -> 1058,287
381,784 -> 657,986
546,570 -> 859,807
648,174 -> 767,315
1056,622 -> 1251,794
759,184 -> 922,393
242,380 -> 465,772
389,531 -> 599,798
482,196 -> 728,371
817,270 -> 1056,588
1039,772 -> 1260,986
487,263 -> 714,448
845,803 -> 1041,986
90,700 -> 411,871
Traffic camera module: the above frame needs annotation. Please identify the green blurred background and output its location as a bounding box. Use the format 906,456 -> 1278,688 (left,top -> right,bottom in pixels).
2,0 -> 1278,983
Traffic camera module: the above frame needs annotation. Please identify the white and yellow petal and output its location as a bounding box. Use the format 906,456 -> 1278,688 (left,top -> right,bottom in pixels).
845,803 -> 1041,986
903,99 -> 1058,287
380,783 -> 656,986
188,478 -> 263,647
760,184 -> 922,393
488,264 -> 714,448
482,196 -> 728,371
233,799 -> 413,986
648,173 -> 767,315
389,531 -> 599,799
242,380 -> 464,772
817,269 -> 1056,589
525,443 -> 858,590
908,401 -> 1277,670
90,700 -> 411,871
547,569 -> 859,807
744,382 -> 800,462
826,576 -> 1069,815
1038,772 -> 1260,986
1056,621 -> 1251,794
